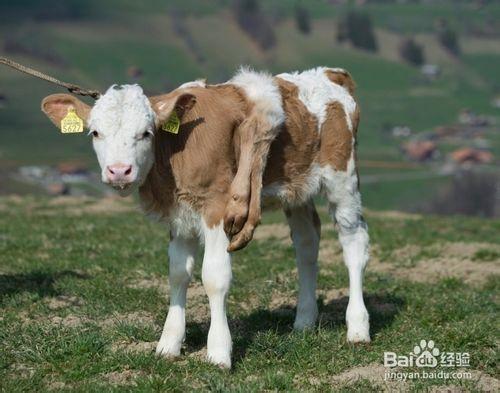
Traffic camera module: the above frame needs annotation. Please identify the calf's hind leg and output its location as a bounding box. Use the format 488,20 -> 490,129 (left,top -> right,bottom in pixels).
285,201 -> 321,330
157,234 -> 198,357
324,171 -> 371,343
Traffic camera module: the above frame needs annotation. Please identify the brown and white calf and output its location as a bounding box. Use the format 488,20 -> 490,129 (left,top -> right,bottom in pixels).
41,66 -> 370,369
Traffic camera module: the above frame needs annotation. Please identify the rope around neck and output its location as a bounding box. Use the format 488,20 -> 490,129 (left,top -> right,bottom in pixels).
0,56 -> 101,100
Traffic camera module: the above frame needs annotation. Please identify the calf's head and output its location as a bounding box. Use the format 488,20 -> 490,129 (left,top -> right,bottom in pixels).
41,85 -> 195,196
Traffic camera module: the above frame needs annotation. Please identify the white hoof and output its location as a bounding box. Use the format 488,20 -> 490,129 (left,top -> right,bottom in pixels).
347,327 -> 371,343
156,340 -> 182,358
207,349 -> 231,369
346,307 -> 371,343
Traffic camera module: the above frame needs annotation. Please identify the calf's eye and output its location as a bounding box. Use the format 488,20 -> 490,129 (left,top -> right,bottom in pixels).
142,131 -> 151,139
91,130 -> 99,138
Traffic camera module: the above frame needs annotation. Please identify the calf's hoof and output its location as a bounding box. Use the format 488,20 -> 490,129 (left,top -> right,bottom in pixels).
346,308 -> 371,343
207,350 -> 232,369
156,341 -> 182,358
223,197 -> 249,236
227,225 -> 255,252
293,306 -> 318,331
347,328 -> 371,343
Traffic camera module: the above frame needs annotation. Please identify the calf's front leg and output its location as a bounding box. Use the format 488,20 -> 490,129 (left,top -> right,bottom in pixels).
202,222 -> 232,368
157,235 -> 198,357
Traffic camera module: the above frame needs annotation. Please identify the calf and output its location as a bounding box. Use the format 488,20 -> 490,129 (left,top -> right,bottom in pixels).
41,67 -> 370,369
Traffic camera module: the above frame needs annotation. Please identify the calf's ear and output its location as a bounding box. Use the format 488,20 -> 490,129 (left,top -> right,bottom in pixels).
149,93 -> 196,126
41,94 -> 91,129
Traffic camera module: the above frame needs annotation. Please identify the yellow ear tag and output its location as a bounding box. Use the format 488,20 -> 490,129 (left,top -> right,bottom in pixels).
161,111 -> 180,134
60,107 -> 84,134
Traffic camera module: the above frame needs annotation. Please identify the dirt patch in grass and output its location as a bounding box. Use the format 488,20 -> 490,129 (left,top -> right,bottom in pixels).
319,288 -> 349,303
45,295 -> 84,310
468,369 -> 500,391
268,289 -> 296,317
430,370 -> 500,392
127,275 -> 169,294
441,242 -> 500,261
330,363 -> 407,390
296,363 -> 414,390
253,223 -> 292,245
10,363 -> 36,379
187,281 -> 210,323
187,347 -> 207,361
126,275 -> 209,323
318,241 -> 343,266
371,257 -> 499,285
0,195 -> 136,216
315,206 -> 422,221
430,386 -> 466,393
46,381 -> 67,391
365,209 -> 422,221
111,340 -> 157,354
390,244 -> 423,263
101,370 -> 144,387
100,311 -> 155,328
372,242 -> 500,285
49,314 -> 90,327
47,196 -> 136,215
254,221 -> 337,246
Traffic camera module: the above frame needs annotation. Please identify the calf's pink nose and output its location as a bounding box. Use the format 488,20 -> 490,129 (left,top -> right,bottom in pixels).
106,163 -> 133,183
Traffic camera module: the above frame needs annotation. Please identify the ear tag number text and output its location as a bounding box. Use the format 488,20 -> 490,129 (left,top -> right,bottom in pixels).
61,108 -> 84,134
162,111 -> 180,134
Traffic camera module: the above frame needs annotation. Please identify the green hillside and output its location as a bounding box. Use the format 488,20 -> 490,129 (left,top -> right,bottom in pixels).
0,1 -> 499,211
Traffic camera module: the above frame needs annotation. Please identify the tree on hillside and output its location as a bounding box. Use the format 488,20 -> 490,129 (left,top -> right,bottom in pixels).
399,38 -> 425,66
438,27 -> 460,56
294,4 -> 311,35
347,11 -> 377,51
337,11 -> 377,52
232,0 -> 276,51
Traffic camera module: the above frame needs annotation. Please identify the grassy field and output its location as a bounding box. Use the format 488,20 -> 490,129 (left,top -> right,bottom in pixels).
0,196 -> 498,391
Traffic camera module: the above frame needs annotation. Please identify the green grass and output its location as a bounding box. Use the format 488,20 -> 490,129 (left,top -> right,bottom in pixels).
0,197 -> 498,391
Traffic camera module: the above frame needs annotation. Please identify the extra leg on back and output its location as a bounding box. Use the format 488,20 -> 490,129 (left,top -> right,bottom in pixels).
285,201 -> 321,330
323,170 -> 371,343
157,234 -> 198,357
224,114 -> 279,252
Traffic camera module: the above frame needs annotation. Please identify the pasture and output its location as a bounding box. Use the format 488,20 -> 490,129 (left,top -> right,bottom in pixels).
1,196 -> 498,391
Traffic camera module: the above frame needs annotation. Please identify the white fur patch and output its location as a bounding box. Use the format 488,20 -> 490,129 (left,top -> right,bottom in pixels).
168,202 -> 203,240
277,66 -> 357,131
178,79 -> 207,89
229,66 -> 285,129
262,163 -> 323,206
89,84 -> 155,133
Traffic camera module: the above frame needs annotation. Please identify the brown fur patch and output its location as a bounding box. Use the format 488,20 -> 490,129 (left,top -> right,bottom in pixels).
41,94 -> 91,129
319,102 -> 352,172
324,69 -> 356,96
140,85 -> 248,228
263,78 -> 319,201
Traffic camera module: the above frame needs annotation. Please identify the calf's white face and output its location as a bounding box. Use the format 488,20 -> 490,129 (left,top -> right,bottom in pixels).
88,85 -> 156,196
41,84 -> 196,197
